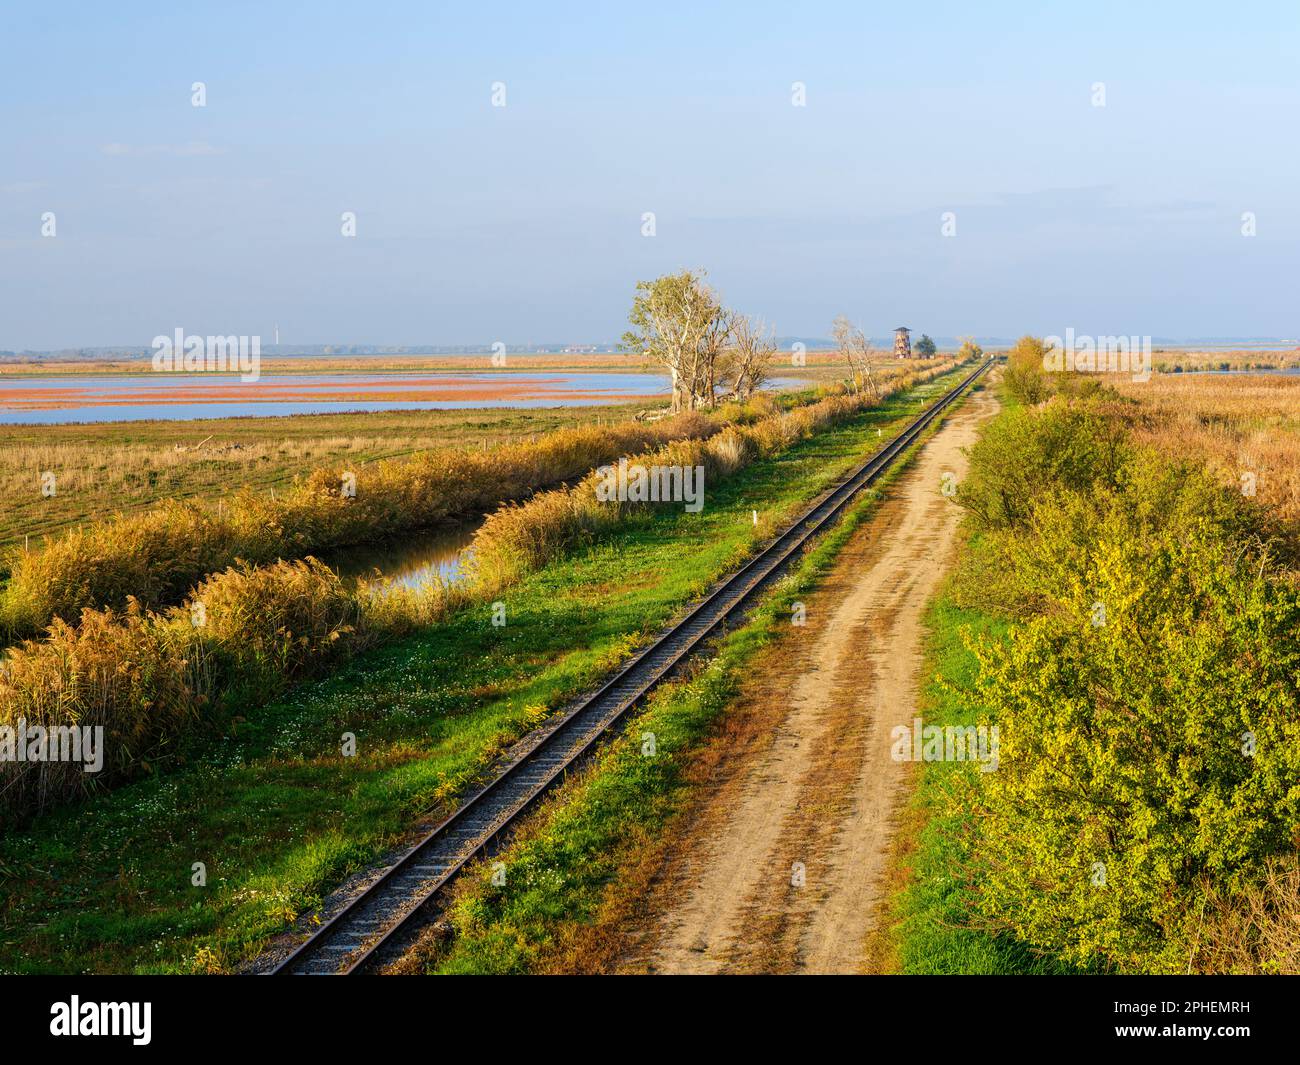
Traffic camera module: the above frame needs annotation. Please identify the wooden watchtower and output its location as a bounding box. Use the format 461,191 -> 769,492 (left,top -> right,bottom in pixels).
893,327 -> 912,359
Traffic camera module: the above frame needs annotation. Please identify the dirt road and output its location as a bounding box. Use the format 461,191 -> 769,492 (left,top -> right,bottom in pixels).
619,382 -> 998,975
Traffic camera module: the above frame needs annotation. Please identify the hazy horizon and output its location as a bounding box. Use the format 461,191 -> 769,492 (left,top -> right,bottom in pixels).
3,1 -> 1297,350
6,334 -> 1300,358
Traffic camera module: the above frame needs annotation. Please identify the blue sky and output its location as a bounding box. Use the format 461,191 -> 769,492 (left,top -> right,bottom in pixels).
2,1 -> 1297,348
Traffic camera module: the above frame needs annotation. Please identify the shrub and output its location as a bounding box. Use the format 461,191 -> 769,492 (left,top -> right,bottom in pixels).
952,395 -> 1300,972
1002,335 -> 1052,405
956,398 -> 1130,533
970,518 -> 1300,972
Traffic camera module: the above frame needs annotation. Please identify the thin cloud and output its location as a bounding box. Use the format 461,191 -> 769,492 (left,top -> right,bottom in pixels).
100,141 -> 225,157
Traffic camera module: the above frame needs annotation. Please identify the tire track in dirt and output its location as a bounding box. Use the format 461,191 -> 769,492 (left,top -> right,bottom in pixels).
618,383 -> 998,975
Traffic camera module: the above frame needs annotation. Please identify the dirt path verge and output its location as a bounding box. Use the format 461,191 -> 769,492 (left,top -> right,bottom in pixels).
618,384 -> 998,974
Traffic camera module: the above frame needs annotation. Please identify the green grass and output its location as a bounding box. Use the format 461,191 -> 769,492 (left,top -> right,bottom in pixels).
0,371 -> 968,974
428,404 -> 956,975
888,594 -> 1077,974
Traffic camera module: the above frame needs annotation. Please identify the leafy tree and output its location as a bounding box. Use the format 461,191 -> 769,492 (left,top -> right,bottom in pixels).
915,333 -> 937,358
1002,335 -> 1052,404
622,270 -> 733,411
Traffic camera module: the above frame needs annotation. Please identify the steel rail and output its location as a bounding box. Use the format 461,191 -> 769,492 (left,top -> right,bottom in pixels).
269,357 -> 992,975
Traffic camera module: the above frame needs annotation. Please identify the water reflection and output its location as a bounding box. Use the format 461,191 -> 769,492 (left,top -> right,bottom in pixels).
325,521 -> 479,594
0,372 -> 809,424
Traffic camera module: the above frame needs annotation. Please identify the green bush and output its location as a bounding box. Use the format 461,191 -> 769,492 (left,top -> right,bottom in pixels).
957,399 -> 1129,533
1002,335 -> 1053,405
952,394 -> 1300,973
971,517 -> 1300,972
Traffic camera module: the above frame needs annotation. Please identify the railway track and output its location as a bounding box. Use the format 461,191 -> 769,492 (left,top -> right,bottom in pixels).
269,357 -> 993,975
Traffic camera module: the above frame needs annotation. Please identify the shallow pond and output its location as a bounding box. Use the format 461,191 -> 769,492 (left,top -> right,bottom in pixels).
0,371 -> 807,424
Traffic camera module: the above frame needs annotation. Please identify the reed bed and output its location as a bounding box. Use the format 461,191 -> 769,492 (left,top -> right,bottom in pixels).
0,558 -> 386,822
1151,348 -> 1300,374
0,359 -> 963,823
0,414 -> 718,641
466,362 -> 961,591
1112,373 -> 1300,535
0,364 -> 952,641
0,405 -> 659,553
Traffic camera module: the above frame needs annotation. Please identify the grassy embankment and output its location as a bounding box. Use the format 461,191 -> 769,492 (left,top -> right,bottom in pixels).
0,356 -> 951,554
1,362 -> 946,634
410,385 -> 984,975
0,367 -> 970,974
879,345 -> 1300,976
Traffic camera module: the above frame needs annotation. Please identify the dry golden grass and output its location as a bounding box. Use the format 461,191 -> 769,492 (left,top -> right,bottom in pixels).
467,361 -> 961,592
1151,348 -> 1300,374
1112,373 -> 1300,533
0,404 -> 651,552
0,414 -> 718,640
1189,857 -> 1300,974
0,558 -> 376,823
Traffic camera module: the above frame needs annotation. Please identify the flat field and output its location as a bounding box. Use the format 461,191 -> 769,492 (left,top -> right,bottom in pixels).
0,402 -> 648,553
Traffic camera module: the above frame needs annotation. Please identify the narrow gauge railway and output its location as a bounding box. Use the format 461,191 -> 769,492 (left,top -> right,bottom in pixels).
270,358 -> 993,975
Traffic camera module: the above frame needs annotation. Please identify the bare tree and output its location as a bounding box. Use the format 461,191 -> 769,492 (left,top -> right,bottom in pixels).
696,305 -> 736,408
622,270 -> 733,411
724,315 -> 778,400
830,315 -> 880,398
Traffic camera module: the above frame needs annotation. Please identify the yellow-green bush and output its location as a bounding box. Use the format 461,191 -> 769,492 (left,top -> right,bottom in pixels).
1002,335 -> 1053,405
971,512 -> 1300,972
957,397 -> 1131,534
954,395 -> 1300,973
